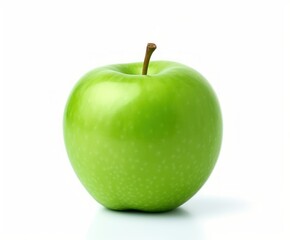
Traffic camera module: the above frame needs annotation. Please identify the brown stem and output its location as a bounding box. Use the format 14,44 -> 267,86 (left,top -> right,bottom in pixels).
142,43 -> 157,75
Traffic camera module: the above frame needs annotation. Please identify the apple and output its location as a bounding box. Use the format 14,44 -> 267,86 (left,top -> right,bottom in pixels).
63,43 -> 222,212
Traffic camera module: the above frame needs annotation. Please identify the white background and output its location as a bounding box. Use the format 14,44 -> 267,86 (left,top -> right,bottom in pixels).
1,0 -> 289,239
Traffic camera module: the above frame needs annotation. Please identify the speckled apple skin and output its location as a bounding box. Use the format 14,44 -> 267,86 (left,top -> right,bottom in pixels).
63,61 -> 222,212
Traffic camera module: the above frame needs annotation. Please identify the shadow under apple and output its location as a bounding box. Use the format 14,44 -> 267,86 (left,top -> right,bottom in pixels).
86,206 -> 201,240
86,196 -> 248,240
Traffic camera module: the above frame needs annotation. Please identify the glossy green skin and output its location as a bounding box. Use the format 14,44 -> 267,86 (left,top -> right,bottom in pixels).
64,61 -> 222,212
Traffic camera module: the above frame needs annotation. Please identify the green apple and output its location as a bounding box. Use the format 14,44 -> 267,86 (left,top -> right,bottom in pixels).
63,43 -> 222,212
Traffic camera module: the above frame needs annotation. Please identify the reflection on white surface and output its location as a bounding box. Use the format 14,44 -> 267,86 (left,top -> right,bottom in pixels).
86,196 -> 247,240
87,207 -> 202,240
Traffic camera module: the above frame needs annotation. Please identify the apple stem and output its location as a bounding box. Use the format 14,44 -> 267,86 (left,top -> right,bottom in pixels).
142,43 -> 157,75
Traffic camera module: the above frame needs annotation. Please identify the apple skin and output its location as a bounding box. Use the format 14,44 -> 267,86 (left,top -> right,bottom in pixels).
63,61 -> 222,212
